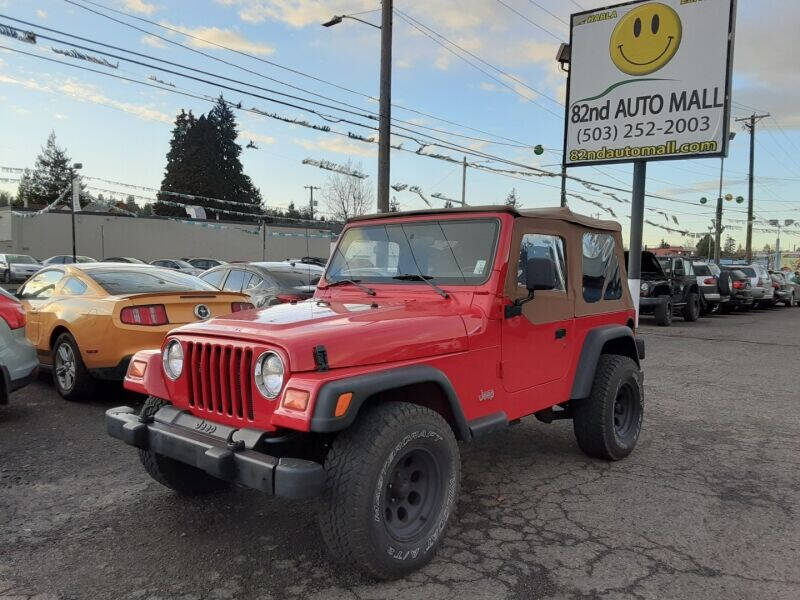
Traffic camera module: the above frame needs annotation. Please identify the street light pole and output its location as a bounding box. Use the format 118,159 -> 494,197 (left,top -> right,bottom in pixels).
377,0 -> 393,213
71,162 -> 82,264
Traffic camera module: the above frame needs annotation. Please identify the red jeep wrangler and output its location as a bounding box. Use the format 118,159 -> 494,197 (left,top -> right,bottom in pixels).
107,206 -> 644,579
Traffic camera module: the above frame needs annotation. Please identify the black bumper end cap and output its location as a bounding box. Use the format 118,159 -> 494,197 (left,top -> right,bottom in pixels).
106,407 -> 149,449
274,458 -> 325,499
635,337 -> 646,360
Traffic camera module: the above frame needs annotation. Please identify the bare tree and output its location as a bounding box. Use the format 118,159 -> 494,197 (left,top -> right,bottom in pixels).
323,159 -> 373,222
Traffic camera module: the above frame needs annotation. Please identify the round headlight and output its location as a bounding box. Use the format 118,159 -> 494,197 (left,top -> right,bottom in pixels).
254,351 -> 284,399
640,282 -> 649,293
162,339 -> 184,380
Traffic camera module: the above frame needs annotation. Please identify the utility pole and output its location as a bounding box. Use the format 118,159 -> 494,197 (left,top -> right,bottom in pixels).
304,185 -> 320,220
735,113 -> 769,263
560,163 -> 567,207
377,0 -> 393,213
461,156 -> 467,207
71,163 -> 82,264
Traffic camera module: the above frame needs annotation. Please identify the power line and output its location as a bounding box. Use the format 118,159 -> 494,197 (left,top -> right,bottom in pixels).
524,0 -> 569,26
394,9 -> 563,115
63,0 -> 541,150
494,0 -> 565,42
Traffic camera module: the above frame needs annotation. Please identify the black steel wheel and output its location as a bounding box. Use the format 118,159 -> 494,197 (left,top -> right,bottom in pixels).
382,448 -> 442,542
612,382 -> 639,441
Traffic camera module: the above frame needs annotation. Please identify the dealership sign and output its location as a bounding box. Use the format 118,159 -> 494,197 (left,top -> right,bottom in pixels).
564,0 -> 736,167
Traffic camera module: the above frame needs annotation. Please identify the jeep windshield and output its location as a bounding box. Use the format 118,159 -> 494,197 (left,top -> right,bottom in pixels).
326,218 -> 500,285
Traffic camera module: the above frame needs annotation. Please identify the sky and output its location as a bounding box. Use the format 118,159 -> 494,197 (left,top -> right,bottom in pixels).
0,0 -> 799,250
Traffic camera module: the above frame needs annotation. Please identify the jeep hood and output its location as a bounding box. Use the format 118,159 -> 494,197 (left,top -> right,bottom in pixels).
625,250 -> 667,280
173,298 -> 469,373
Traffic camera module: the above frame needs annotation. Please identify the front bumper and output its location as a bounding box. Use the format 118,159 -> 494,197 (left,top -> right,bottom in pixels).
638,296 -> 665,313
106,405 -> 324,499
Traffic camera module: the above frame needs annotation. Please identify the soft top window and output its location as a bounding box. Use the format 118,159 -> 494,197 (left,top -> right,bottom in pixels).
582,233 -> 622,303
88,269 -> 216,295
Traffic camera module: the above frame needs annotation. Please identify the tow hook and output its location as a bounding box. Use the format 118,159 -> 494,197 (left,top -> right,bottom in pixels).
226,430 -> 245,452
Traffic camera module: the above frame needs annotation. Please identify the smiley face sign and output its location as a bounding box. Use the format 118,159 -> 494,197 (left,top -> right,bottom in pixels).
609,2 -> 682,76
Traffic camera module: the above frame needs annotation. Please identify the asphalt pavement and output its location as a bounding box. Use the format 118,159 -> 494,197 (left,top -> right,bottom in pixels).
2,306 -> 800,600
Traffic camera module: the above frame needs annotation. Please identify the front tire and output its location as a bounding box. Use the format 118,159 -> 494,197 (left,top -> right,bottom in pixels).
2,269 -> 9,283
52,332 -> 96,401
573,355 -> 643,461
654,296 -> 673,326
785,293 -> 795,308
682,292 -> 701,321
318,402 -> 460,580
138,396 -> 230,495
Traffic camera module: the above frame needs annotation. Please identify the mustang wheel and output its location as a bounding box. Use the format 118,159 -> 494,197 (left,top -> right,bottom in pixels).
318,401 -> 460,579
573,354 -> 643,461
138,396 -> 230,495
52,332 -> 96,401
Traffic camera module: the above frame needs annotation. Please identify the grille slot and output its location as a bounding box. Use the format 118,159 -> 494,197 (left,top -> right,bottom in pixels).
186,342 -> 254,422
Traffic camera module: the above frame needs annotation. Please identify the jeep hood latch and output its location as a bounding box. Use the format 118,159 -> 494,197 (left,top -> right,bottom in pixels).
313,345 -> 329,372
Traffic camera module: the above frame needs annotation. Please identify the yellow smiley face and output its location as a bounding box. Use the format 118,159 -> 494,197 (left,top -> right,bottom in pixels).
609,2 -> 682,76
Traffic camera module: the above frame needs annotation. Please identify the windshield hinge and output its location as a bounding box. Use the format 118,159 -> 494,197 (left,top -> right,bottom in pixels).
313,345 -> 329,372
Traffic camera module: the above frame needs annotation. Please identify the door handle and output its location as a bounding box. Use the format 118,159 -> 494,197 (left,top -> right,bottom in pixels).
555,328 -> 567,339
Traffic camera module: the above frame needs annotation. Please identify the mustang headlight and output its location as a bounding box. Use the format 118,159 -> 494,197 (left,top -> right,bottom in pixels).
254,351 -> 284,399
162,339 -> 184,380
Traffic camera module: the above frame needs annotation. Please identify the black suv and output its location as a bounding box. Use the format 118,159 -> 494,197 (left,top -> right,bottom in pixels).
630,252 -> 701,326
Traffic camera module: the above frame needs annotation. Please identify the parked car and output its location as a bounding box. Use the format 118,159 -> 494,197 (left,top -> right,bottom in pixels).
16,263 -> 252,401
181,257 -> 228,270
718,267 -> 754,313
104,257 -> 146,264
0,287 -> 38,404
107,205 -> 645,578
692,261 -> 731,314
42,255 -> 97,265
199,261 -> 321,307
149,258 -> 203,276
0,253 -> 41,283
778,270 -> 800,305
628,252 -> 701,326
732,265 -> 768,308
769,272 -> 795,307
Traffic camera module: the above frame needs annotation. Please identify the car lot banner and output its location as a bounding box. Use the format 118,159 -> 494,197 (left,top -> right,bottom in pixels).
564,0 -> 736,167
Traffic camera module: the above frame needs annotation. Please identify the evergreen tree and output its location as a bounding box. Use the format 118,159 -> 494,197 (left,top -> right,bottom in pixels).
17,132 -> 79,208
696,234 -> 715,257
504,188 -> 520,208
155,99 -> 262,221
0,191 -> 11,207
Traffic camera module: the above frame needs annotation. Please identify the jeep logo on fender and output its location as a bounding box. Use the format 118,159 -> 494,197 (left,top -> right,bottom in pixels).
194,420 -> 217,434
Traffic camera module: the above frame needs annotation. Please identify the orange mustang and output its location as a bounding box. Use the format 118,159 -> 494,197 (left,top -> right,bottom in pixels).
17,263 -> 252,400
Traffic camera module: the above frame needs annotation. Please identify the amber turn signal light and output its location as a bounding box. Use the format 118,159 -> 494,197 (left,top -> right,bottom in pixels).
128,359 -> 147,378
282,389 -> 310,412
334,393 -> 353,417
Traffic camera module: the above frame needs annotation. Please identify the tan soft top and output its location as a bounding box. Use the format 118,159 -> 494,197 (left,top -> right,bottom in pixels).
348,205 -> 621,232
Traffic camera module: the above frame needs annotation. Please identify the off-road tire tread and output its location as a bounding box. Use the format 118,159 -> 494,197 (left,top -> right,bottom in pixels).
573,354 -> 642,461
682,292 -> 700,321
137,396 -> 229,495
52,332 -> 96,401
654,296 -> 672,326
317,401 -> 460,580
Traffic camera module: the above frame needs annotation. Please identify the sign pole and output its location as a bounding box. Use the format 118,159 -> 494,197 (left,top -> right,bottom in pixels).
628,161 -> 646,326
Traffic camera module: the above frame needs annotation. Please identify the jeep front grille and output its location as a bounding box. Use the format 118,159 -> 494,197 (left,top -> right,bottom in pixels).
185,342 -> 254,421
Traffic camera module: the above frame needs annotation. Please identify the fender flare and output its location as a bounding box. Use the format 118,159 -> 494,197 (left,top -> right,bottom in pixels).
309,364 -> 472,441
570,325 -> 642,400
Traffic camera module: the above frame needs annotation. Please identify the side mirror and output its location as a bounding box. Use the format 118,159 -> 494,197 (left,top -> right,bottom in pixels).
507,257 -> 557,318
526,257 -> 558,292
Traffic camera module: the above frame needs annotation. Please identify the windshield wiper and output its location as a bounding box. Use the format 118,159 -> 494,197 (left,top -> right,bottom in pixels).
325,278 -> 376,296
392,274 -> 448,299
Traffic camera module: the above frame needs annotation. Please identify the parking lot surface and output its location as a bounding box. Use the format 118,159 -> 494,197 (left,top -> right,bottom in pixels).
2,307 -> 800,600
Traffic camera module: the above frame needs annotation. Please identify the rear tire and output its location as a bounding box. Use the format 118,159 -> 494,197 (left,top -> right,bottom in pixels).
654,296 -> 673,326
2,269 -> 9,283
318,402 -> 460,580
52,332 -> 96,401
573,355 -> 643,461
682,292 -> 701,321
785,293 -> 795,308
138,396 -> 230,495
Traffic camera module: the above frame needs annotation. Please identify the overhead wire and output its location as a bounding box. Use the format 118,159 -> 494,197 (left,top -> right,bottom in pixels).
494,0 -> 565,42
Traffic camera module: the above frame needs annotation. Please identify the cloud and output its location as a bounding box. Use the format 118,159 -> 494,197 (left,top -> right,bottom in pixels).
160,21 -> 275,55
215,0 -> 377,27
294,136 -> 376,158
118,0 -> 157,15
140,35 -> 166,49
0,71 -> 171,124
239,130 -> 276,145
36,9 -> 47,18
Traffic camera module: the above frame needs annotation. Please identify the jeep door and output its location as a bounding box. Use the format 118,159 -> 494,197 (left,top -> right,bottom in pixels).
501,226 -> 574,393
